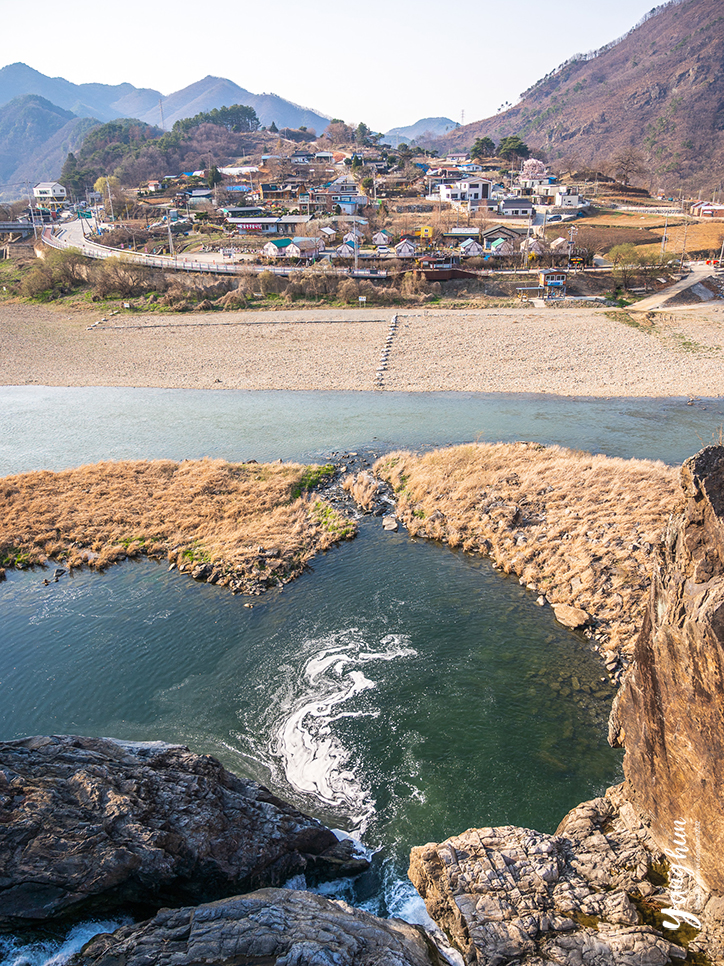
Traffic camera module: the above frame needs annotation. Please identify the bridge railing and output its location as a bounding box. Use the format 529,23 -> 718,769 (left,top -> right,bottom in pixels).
42,225 -> 389,278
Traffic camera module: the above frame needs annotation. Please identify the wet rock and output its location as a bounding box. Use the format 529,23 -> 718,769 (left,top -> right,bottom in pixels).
72,888 -> 440,966
552,603 -> 591,629
0,735 -> 368,928
383,515 -> 399,531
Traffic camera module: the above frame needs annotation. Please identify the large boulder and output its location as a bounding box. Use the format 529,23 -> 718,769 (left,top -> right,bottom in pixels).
610,445 -> 724,894
408,785 -> 683,965
0,735 -> 367,927
71,889 -> 442,966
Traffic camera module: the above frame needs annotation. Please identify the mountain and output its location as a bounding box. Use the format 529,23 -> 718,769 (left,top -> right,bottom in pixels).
136,75 -> 330,134
384,117 -> 458,147
0,94 -> 98,198
429,0 -> 724,194
0,63 -> 160,123
0,65 -> 330,136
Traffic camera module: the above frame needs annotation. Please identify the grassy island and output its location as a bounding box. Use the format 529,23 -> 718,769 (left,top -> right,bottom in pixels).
366,442 -> 679,659
0,458 -> 354,594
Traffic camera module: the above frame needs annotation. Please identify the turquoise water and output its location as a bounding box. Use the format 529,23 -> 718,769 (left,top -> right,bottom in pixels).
0,386 -> 712,961
0,387 -> 719,474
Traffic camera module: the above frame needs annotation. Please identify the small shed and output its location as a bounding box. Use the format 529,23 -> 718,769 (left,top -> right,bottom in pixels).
539,269 -> 567,296
372,229 -> 391,246
460,238 -> 484,257
395,239 -> 417,257
343,228 -> 364,244
335,242 -> 355,258
262,238 -> 293,258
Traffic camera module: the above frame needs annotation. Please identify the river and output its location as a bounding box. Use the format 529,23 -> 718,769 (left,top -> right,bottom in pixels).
0,387 -> 719,964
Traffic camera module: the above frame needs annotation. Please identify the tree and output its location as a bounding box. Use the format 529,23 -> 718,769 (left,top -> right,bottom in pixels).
522,158 -> 547,180
356,121 -> 372,145
608,243 -> 643,289
610,147 -> 646,186
326,120 -> 354,145
207,165 -> 223,189
497,136 -> 530,160
269,121 -> 278,133
471,137 -> 495,160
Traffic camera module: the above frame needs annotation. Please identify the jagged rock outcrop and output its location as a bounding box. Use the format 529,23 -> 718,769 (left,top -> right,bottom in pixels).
408,785 -> 689,965
70,889 -> 443,966
610,445 -> 724,895
0,735 -> 367,927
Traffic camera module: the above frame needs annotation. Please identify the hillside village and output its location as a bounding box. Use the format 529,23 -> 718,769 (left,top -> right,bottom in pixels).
3,111 -> 724,311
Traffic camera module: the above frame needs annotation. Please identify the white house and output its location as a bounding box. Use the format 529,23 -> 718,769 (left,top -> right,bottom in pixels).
438,179 -> 492,209
343,228 -> 364,244
460,238 -> 484,257
372,229 -> 392,246
395,239 -> 417,257
33,182 -> 67,204
555,188 -> 580,207
499,198 -> 534,218
335,242 -> 356,258
286,237 -> 324,258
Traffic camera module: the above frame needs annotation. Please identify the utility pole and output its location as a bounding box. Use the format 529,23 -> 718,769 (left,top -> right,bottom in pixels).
681,219 -> 689,269
106,178 -> 115,223
660,213 -> 669,261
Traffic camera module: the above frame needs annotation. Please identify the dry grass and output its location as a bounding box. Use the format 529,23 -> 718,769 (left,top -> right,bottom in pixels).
341,471 -> 379,509
374,442 -> 680,658
0,459 -> 354,594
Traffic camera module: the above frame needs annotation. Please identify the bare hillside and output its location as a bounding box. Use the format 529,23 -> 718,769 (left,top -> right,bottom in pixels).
434,0 -> 724,194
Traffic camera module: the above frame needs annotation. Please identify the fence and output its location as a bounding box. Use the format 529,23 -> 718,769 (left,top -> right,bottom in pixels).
42,226 -> 388,279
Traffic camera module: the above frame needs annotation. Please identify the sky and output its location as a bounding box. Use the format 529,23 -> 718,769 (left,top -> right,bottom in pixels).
1,0 -> 661,132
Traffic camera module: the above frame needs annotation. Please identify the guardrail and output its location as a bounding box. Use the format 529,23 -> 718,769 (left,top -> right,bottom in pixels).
42,225 -> 389,279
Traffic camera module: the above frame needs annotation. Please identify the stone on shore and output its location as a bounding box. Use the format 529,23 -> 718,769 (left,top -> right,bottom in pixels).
0,735 -> 368,928
383,514 -> 399,531
408,784 -> 684,966
71,889 -> 440,966
552,603 -> 591,629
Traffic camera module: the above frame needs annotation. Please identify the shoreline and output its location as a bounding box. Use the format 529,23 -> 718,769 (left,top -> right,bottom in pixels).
2,303 -> 724,396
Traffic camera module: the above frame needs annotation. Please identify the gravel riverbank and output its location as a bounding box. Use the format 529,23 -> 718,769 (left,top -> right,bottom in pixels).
1,302 -> 723,395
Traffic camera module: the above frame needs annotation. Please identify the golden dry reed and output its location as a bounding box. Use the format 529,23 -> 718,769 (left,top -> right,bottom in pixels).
373,442 -> 680,658
0,459 -> 354,593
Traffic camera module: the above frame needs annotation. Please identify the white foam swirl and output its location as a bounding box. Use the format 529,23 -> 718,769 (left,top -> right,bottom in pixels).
272,631 -> 415,833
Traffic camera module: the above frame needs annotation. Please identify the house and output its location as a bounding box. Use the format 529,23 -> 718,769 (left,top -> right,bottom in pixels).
438,179 -> 493,208
33,182 -> 67,205
263,238 -> 294,257
555,189 -> 580,207
291,152 -> 314,164
519,237 -> 545,255
147,181 -> 162,192
286,237 -> 324,258
320,226 -> 337,242
549,236 -> 569,252
343,228 -> 364,244
335,242 -> 356,258
315,151 -> 334,163
395,239 -> 417,257
539,269 -> 567,295
499,198 -> 534,218
489,239 -> 514,256
372,229 -> 392,246
481,225 -> 527,249
460,238 -> 484,257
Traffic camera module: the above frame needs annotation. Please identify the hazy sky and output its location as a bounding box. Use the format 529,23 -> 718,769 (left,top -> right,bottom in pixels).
2,0 -> 659,131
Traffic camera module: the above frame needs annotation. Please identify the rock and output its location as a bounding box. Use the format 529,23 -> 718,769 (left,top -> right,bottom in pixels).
0,735 -> 368,928
536,596 -> 546,606
383,515 -> 399,531
409,785 -> 682,966
0,567 -> 5,581
552,603 -> 591,629
72,888 -> 440,966
611,445 -> 724,894
190,562 -> 213,580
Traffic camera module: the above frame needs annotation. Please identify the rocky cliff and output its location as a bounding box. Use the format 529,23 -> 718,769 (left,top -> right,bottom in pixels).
611,444 -> 724,896
0,735 -> 366,927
